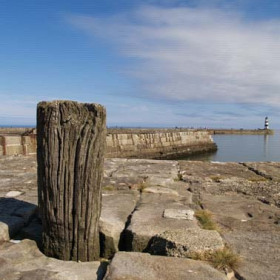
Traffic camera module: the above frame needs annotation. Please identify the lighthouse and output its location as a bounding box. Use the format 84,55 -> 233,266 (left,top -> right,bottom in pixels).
264,117 -> 269,130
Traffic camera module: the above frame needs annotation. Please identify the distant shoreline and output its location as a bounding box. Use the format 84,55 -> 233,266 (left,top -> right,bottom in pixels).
207,129 -> 274,135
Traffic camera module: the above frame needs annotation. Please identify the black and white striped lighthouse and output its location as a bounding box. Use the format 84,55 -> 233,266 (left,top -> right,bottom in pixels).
264,117 -> 269,130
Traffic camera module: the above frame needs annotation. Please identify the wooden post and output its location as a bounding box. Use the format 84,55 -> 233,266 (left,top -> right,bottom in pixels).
37,100 -> 106,261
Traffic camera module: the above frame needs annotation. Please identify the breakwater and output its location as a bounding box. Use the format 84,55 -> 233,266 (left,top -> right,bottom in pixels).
0,133 -> 36,156
208,129 -> 274,135
106,129 -> 217,159
0,128 -> 216,158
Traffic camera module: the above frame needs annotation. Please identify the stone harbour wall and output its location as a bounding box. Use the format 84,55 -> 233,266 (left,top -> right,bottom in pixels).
106,129 -> 217,159
0,127 -> 35,135
0,135 -> 37,156
0,128 -> 216,158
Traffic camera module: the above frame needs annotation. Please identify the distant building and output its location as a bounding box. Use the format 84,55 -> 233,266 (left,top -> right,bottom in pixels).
264,117 -> 269,129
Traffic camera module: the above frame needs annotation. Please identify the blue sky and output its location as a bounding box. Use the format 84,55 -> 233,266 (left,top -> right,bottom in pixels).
1,0 -> 280,128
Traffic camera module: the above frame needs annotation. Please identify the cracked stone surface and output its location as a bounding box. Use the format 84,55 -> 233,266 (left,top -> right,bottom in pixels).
103,158 -> 179,190
0,239 -> 106,280
199,193 -> 280,280
104,252 -> 228,280
149,228 -> 224,257
125,193 -> 199,252
0,155 -> 280,279
99,190 -> 139,258
243,162 -> 280,181
179,161 -> 280,280
179,161 -> 280,207
0,156 -> 37,204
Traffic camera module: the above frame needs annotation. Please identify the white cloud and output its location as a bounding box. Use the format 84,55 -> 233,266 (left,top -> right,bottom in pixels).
66,5 -> 280,107
0,94 -> 36,125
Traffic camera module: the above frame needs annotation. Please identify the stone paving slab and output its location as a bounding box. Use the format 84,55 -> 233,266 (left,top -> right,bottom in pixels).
149,228 -> 224,257
0,239 -> 106,280
163,208 -> 195,220
200,193 -> 280,280
0,156 -> 280,279
201,193 -> 280,227
0,155 -> 37,204
125,193 -> 199,252
224,231 -> 280,280
179,161 -> 263,182
104,252 -> 228,280
104,158 -> 179,187
180,161 -> 280,207
243,162 -> 280,181
99,190 -> 139,258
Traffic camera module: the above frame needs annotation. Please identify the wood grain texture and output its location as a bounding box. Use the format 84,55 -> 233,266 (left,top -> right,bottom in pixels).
37,100 -> 106,261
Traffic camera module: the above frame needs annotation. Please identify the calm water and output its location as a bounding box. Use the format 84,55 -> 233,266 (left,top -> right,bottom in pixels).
185,130 -> 280,162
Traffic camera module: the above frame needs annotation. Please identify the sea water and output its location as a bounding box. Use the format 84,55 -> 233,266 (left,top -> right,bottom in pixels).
184,130 -> 280,162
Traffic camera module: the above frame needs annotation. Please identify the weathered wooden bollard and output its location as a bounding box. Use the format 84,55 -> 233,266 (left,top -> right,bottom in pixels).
37,100 -> 106,261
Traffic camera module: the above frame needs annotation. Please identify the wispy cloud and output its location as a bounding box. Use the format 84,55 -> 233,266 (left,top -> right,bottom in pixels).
0,93 -> 38,125
66,5 -> 280,107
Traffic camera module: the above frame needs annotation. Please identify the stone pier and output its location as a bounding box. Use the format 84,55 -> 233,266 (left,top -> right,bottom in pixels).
0,128 -> 217,158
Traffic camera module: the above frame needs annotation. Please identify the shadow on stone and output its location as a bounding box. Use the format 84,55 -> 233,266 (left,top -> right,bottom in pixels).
118,209 -> 135,252
15,216 -> 42,250
99,231 -> 116,259
0,197 -> 41,248
119,229 -> 134,252
97,261 -> 109,280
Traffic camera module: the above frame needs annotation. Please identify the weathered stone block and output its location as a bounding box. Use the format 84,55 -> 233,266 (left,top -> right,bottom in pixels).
5,145 -> 23,155
0,240 -> 106,280
149,228 -> 224,257
125,193 -> 198,252
105,252 -> 228,280
163,209 -> 195,220
99,191 -> 139,258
